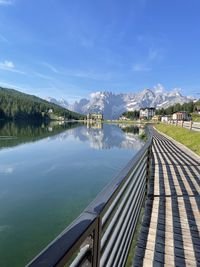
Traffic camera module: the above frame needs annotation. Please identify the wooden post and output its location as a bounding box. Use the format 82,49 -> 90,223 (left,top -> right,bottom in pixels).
190,121 -> 193,130
181,120 -> 183,127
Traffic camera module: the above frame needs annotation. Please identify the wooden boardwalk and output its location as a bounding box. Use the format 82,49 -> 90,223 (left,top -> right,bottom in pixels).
134,128 -> 200,267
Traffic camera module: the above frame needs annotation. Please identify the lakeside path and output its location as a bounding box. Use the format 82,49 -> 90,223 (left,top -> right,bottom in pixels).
134,127 -> 200,267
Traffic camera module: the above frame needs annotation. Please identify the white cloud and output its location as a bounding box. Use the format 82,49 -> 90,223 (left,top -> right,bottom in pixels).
0,81 -> 24,90
90,92 -> 101,98
40,62 -> 58,73
153,83 -> 165,94
0,60 -> 25,74
1,60 -> 14,68
172,87 -> 182,93
132,63 -> 151,72
40,61 -> 112,81
64,69 -> 113,81
0,165 -> 13,174
0,0 -> 14,5
33,71 -> 54,80
74,70 -> 110,80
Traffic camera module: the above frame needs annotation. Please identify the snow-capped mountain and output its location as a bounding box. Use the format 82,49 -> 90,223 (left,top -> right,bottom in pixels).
46,97 -> 69,109
46,86 -> 193,119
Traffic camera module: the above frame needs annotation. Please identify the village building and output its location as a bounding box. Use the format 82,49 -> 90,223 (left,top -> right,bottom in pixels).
172,111 -> 191,121
139,107 -> 155,120
161,115 -> 172,123
118,116 -> 131,121
48,109 -> 53,113
152,115 -> 161,122
87,113 -> 103,121
58,116 -> 65,121
195,105 -> 200,114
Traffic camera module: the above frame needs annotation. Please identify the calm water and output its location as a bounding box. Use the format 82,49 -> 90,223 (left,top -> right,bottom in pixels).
0,121 -> 144,267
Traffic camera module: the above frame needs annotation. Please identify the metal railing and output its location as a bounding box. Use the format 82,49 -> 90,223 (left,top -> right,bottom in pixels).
27,129 -> 152,267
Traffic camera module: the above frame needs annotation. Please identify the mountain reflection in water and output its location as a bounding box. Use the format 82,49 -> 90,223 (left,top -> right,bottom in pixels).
0,121 -> 144,151
47,123 -> 144,150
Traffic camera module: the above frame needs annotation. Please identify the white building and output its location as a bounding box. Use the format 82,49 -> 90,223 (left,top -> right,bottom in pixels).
196,106 -> 200,114
172,111 -> 191,121
118,116 -> 130,121
48,109 -> 53,113
161,115 -> 171,123
87,113 -> 103,121
139,108 -> 155,120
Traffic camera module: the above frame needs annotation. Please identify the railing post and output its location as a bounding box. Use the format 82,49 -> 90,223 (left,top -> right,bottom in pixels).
145,144 -> 152,195
181,120 -> 183,127
92,217 -> 101,267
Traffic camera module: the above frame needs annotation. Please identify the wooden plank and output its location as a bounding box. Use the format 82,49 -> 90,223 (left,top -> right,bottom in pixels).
133,128 -> 200,267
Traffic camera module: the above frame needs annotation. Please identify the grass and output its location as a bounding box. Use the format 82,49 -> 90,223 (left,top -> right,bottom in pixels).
139,132 -> 147,141
103,120 -> 146,124
125,207 -> 144,267
155,123 -> 200,156
191,113 -> 200,122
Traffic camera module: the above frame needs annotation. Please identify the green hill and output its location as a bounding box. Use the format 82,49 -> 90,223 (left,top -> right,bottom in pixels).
0,87 -> 85,121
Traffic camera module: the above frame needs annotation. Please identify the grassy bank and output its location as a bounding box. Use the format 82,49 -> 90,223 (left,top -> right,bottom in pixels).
155,124 -> 200,156
103,120 -> 146,124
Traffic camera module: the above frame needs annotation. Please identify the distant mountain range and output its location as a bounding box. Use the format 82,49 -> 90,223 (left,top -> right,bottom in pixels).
46,87 -> 194,119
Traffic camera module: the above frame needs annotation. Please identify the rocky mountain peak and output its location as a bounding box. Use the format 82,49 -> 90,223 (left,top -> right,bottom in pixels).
46,86 -> 193,119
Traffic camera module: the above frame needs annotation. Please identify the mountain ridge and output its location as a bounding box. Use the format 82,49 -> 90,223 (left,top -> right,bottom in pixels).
46,87 -> 194,119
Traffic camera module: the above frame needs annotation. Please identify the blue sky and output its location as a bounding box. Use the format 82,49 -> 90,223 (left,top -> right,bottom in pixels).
0,0 -> 200,102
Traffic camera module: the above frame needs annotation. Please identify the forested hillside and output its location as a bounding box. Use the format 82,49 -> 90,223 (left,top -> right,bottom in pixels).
0,87 -> 85,121
156,100 -> 200,115
121,110 -> 140,120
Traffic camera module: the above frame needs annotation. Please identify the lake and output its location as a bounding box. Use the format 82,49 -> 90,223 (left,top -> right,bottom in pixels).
0,121 -> 144,267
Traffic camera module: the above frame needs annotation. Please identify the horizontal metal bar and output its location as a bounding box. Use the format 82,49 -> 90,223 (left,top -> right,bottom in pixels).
101,158 -> 147,252
102,152 -> 147,230
118,182 -> 145,267
100,166 -> 146,266
69,244 -> 91,267
102,151 -> 147,227
106,179 -> 146,267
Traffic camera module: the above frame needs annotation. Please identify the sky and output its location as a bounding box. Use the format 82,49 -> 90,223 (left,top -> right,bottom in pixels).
0,0 -> 200,102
